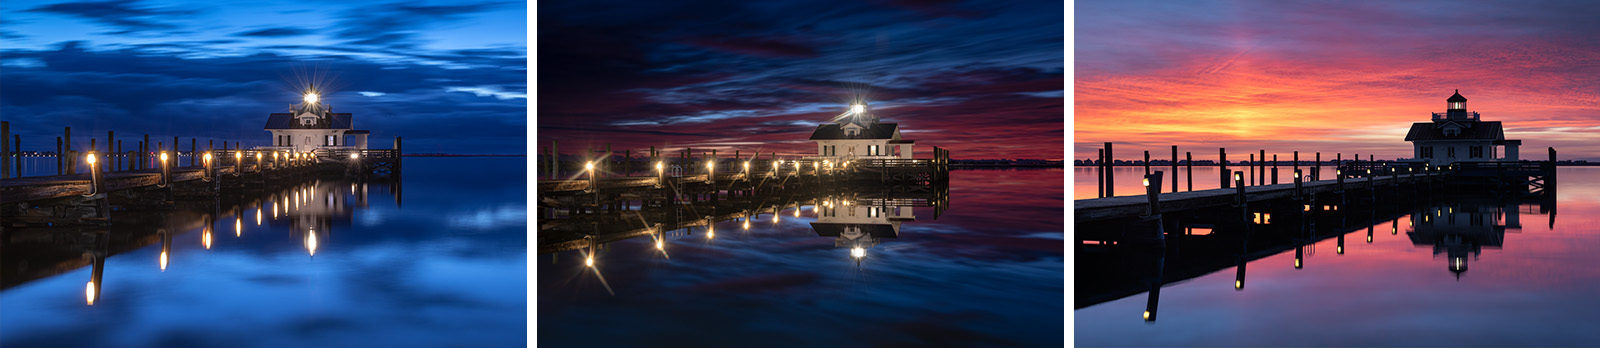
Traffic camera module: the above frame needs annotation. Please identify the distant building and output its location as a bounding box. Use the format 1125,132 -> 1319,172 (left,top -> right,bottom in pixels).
1404,90 -> 1520,166
264,86 -> 370,153
808,103 -> 914,161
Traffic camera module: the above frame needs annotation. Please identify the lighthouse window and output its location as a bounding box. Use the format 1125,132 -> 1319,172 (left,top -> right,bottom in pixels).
1447,147 -> 1456,157
1470,146 -> 1483,158
1421,147 -> 1433,158
869,145 -> 879,156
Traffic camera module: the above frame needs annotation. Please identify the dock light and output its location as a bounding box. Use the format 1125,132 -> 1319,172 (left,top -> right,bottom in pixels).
160,152 -> 168,162
851,104 -> 864,114
1367,235 -> 1373,243
1143,311 -> 1151,320
236,152 -> 242,161
1235,280 -> 1243,289
349,152 -> 359,159
655,162 -> 664,172
160,251 -> 168,271
204,152 -> 212,162
256,152 -> 262,161
743,219 -> 750,230
203,230 -> 212,249
656,239 -> 663,250
235,218 -> 242,237
586,255 -> 594,267
1295,258 -> 1302,268
86,152 -> 97,165
743,161 -> 749,172
1337,246 -> 1344,254
304,92 -> 319,103
1366,169 -> 1371,175
707,161 -> 715,170
585,161 -> 594,171
1234,172 -> 1242,181
851,247 -> 866,259
86,282 -> 96,305
1295,171 -> 1302,179
1142,178 -> 1149,187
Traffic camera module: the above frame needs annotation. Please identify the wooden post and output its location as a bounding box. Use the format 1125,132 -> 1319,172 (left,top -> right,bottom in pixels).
65,127 -> 73,175
1145,171 -> 1163,216
1105,142 -> 1114,197
90,139 -> 97,173
1549,147 -> 1557,188
1336,153 -> 1341,178
106,131 -> 114,172
1233,171 -> 1245,205
625,149 -> 632,177
1272,154 -> 1278,184
1143,150 -> 1150,175
1294,169 -> 1303,200
1315,152 -> 1322,181
142,134 -> 150,170
1292,151 -> 1299,178
12,134 -> 20,178
1259,149 -> 1265,185
1097,148 -> 1105,198
1220,148 -> 1229,189
551,140 -> 559,177
1186,152 -> 1193,192
190,138 -> 197,167
394,136 -> 402,176
56,137 -> 63,175
1249,153 -> 1255,186
1171,146 -> 1179,193
1,121 -> 8,178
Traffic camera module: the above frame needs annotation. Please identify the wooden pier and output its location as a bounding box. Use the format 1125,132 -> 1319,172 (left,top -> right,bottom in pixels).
1,127 -> 402,227
1076,171 -> 1449,223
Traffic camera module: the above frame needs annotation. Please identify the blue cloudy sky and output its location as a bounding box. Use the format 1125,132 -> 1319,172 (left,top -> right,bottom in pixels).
1,0 -> 526,154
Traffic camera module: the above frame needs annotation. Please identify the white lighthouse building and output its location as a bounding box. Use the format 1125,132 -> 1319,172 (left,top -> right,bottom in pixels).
264,86 -> 370,154
1404,90 -> 1521,166
808,103 -> 915,162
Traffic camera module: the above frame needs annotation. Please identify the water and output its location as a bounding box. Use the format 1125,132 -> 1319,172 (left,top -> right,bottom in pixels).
1075,167 -> 1600,346
0,157 -> 527,347
538,168 -> 1065,347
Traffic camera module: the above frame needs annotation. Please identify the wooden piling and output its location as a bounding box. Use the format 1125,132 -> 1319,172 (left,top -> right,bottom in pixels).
1171,146 -> 1179,193
1259,149 -> 1265,185
1,121 -> 9,178
1249,153 -> 1255,186
1105,142 -> 1114,197
65,127 -> 73,175
1143,150 -> 1150,175
56,137 -> 63,175
1185,152 -> 1193,192
12,134 -> 20,178
1219,148 -> 1229,189
1097,148 -> 1105,198
1271,154 -> 1278,184
1145,171 -> 1163,216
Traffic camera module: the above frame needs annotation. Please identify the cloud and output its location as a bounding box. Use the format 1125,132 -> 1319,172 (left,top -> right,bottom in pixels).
332,1 -> 513,47
24,0 -> 198,35
233,27 -> 312,38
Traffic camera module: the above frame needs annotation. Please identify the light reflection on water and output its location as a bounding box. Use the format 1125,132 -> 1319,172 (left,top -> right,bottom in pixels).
1076,167 -> 1600,346
538,168 -> 1064,347
0,157 -> 526,347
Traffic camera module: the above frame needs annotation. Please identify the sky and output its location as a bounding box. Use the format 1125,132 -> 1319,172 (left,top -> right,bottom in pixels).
0,0 -> 526,155
1076,1 -> 1600,162
537,0 -> 1065,160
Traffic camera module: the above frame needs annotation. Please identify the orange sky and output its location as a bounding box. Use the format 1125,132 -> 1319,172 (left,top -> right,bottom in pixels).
1075,1 -> 1600,162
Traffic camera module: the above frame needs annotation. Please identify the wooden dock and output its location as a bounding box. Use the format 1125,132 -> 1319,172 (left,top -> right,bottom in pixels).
1075,172 -> 1448,223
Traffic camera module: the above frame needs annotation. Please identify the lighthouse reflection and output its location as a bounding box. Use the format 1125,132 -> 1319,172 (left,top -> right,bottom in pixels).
1406,201 -> 1515,279
811,195 -> 917,266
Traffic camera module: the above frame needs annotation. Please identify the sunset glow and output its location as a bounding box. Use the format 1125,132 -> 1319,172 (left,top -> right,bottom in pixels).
1076,2 -> 1600,162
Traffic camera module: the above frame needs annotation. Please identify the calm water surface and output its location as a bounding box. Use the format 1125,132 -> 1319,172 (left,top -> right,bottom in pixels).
538,168 -> 1065,347
0,157 -> 526,347
1075,167 -> 1600,346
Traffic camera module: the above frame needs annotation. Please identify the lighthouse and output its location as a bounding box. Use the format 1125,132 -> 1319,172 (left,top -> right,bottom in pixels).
264,85 -> 371,153
1403,90 -> 1521,166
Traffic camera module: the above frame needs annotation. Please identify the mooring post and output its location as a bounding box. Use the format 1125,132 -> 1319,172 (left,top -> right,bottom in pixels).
87,151 -> 101,195
1294,169 -> 1303,200
1259,149 -> 1265,185
142,134 -> 149,170
106,131 -> 114,172
1337,167 -> 1345,193
1549,147 -> 1557,188
66,127 -> 74,175
1143,151 -> 1150,175
1234,171 -> 1245,205
1249,153 -> 1255,186
1,121 -> 9,179
159,150 -> 171,187
1314,152 -> 1321,181
1292,151 -> 1299,180
1171,146 -> 1179,193
1144,171 -> 1163,216
1220,148 -> 1229,189
1106,142 -> 1114,197
56,137 -> 63,175
1271,154 -> 1279,184
1097,148 -> 1105,198
90,139 -> 97,173
12,134 -> 20,178
1185,152 -> 1193,192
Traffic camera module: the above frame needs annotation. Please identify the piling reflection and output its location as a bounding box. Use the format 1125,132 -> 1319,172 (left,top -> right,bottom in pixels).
538,181 -> 950,293
0,174 -> 398,304
1077,188 -> 1555,320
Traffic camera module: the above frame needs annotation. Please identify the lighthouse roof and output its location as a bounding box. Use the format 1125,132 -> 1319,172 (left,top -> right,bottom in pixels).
1447,90 -> 1467,102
